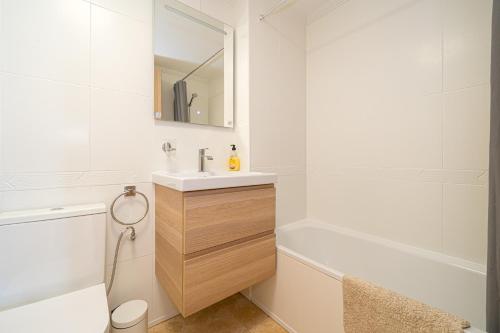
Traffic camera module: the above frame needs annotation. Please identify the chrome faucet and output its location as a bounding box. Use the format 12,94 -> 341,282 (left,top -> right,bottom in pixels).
198,148 -> 213,172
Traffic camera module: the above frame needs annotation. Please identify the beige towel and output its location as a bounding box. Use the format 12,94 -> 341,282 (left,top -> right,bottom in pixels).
343,276 -> 471,333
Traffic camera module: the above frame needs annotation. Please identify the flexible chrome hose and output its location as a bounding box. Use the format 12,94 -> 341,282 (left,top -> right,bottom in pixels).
107,186 -> 148,296
107,226 -> 135,295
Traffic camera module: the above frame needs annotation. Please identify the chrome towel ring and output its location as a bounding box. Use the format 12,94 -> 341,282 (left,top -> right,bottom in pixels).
110,185 -> 150,226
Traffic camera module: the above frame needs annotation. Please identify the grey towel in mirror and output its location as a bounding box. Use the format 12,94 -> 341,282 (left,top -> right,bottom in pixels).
173,80 -> 189,122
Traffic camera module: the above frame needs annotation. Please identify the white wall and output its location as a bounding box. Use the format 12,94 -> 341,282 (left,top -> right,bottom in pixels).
0,0 -> 249,326
154,0 -> 250,174
154,0 -> 307,229
248,0 -> 307,227
306,0 -> 492,265
154,0 -> 224,66
248,0 -> 308,321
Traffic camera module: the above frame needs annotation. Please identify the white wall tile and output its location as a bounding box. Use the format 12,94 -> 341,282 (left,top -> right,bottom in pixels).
0,171 -> 138,191
307,0 -> 426,51
248,0 -> 307,226
90,0 -> 153,23
0,73 -> 3,175
78,171 -> 137,187
443,184 -> 488,264
106,254 -> 153,310
443,85 -> 490,170
276,39 -> 306,169
6,173 -> 86,190
307,0 -> 443,171
0,176 -> 9,192
90,88 -> 154,181
275,173 -> 306,227
306,0 -> 490,262
308,0 -> 443,95
91,5 -> 152,96
277,4 -> 307,49
100,183 -> 154,265
0,0 -> 249,327
152,0 -> 250,176
153,122 -> 249,173
443,0 -> 493,91
0,186 -> 98,211
307,88 -> 443,169
2,0 -> 90,84
2,74 -> 90,173
308,174 -> 443,252
0,0 -> 4,73
248,14 -> 282,170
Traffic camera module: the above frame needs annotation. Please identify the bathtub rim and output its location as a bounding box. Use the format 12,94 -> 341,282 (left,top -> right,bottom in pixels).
277,218 -> 486,278
274,218 -> 486,333
270,243 -> 484,333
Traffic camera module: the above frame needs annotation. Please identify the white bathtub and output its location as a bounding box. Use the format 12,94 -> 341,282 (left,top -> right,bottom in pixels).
250,219 -> 486,333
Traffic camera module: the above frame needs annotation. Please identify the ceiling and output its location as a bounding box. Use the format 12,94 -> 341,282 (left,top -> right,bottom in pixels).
291,0 -> 350,24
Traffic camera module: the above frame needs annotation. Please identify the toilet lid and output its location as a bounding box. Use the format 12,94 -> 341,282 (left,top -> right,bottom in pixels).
111,299 -> 148,329
0,284 -> 109,333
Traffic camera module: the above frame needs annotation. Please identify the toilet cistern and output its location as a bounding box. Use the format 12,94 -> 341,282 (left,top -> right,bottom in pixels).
198,148 -> 213,172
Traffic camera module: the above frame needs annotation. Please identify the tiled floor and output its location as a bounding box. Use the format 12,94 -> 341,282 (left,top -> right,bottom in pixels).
149,293 -> 287,333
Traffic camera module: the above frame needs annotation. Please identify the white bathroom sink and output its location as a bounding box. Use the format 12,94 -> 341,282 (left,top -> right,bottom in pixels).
152,170 -> 277,191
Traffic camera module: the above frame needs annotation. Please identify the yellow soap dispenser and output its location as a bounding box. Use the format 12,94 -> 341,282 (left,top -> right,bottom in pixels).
228,144 -> 240,171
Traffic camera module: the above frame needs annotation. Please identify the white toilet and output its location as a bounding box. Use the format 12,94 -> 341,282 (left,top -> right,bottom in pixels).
0,204 -> 110,333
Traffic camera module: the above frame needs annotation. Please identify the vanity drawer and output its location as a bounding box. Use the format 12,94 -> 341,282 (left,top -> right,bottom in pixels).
183,185 -> 275,253
183,234 -> 276,316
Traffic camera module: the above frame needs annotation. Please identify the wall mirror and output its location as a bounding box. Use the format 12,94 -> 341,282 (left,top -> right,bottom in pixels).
154,0 -> 234,128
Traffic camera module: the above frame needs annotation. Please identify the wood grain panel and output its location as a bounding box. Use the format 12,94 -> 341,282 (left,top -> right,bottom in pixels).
183,231 -> 274,260
183,234 -> 276,316
155,233 -> 183,312
155,184 -> 277,317
154,67 -> 162,117
183,186 -> 275,253
155,184 -> 184,252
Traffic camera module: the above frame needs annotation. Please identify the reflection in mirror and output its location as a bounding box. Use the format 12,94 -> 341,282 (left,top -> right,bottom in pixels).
154,0 -> 234,128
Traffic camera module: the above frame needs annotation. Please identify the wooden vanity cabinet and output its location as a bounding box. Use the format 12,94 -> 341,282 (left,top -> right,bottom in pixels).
155,184 -> 276,317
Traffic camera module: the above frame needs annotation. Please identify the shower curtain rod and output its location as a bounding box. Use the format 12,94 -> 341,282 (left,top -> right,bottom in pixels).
259,0 -> 289,21
181,48 -> 224,81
